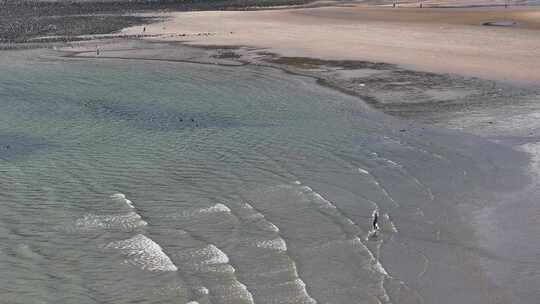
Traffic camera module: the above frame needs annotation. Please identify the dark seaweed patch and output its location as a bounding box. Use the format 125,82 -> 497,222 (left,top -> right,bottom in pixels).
0,134 -> 52,160
81,99 -> 272,131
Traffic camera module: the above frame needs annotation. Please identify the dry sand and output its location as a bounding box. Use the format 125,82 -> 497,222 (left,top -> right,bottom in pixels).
121,5 -> 540,85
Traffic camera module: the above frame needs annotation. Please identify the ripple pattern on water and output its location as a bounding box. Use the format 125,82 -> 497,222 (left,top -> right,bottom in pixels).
0,50 -> 528,304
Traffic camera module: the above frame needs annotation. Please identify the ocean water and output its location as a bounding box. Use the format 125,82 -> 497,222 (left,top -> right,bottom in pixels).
0,49 -> 533,304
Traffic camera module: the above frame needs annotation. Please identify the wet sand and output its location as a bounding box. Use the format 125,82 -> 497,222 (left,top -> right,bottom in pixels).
121,5 -> 540,85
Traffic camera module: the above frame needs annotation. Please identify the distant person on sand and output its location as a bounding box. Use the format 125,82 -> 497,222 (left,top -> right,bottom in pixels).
372,209 -> 379,231
143,27 -> 146,33
96,47 -> 100,56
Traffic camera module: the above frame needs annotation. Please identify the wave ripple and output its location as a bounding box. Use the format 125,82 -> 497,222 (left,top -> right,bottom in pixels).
105,234 -> 178,272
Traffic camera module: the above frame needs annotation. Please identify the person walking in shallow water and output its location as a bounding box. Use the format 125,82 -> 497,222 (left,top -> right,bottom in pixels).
372,209 -> 379,231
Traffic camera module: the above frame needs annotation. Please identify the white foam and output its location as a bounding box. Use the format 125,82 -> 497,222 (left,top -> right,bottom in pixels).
359,168 -> 400,206
170,203 -> 233,219
372,181 -> 398,207
291,279 -> 316,303
212,280 -> 254,304
358,168 -> 370,175
111,193 -> 126,199
263,222 -> 280,233
301,185 -> 312,191
293,180 -> 302,185
250,213 -> 265,220
251,217 -> 280,232
312,192 -> 336,209
200,244 -> 229,264
240,202 -> 280,232
300,186 -> 336,209
111,193 -> 135,209
296,184 -> 363,236
385,159 -> 401,167
256,279 -> 316,304
174,244 -> 241,274
177,244 -> 230,265
196,264 -> 236,274
193,286 -> 209,296
254,237 -> 287,251
106,234 -> 177,272
382,213 -> 398,233
374,261 -> 388,276
75,212 -> 147,232
352,236 -> 390,277
175,243 -> 254,303
242,202 -> 255,210
124,199 -> 135,209
195,203 -> 231,215
208,203 -> 231,213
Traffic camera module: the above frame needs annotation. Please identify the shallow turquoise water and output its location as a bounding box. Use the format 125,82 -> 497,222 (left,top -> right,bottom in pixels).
0,50 -> 530,304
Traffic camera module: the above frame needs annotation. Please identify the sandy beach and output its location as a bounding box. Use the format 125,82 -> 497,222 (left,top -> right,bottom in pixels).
121,5 -> 540,85
2,2 -> 540,304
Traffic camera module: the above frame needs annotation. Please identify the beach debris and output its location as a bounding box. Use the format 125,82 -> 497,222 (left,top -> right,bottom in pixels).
482,20 -> 517,27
